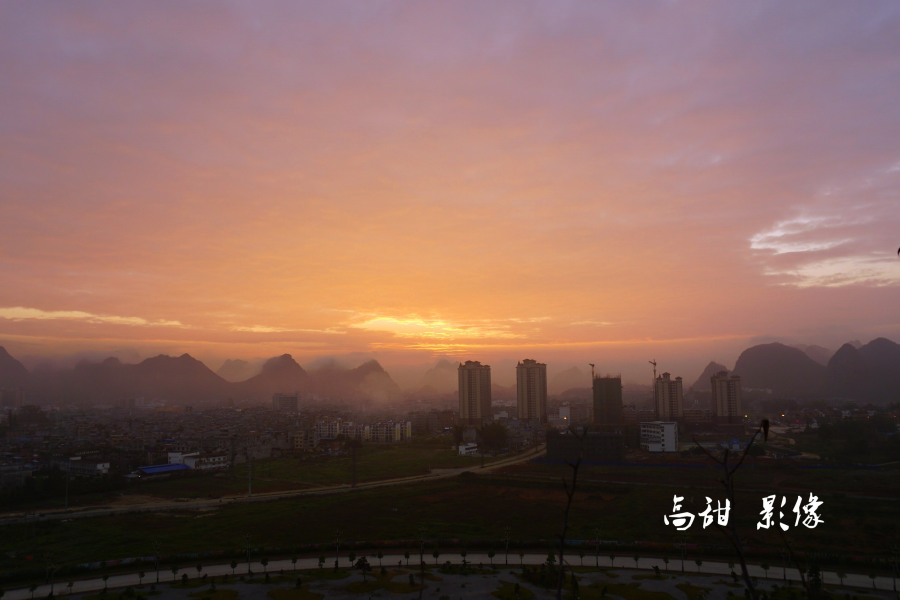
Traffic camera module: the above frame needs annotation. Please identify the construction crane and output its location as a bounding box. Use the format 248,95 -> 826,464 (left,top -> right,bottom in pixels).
589,363 -> 595,381
649,359 -> 657,381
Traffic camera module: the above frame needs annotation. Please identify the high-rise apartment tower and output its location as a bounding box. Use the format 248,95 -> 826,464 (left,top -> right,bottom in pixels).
592,375 -> 623,427
458,361 -> 492,425
654,372 -> 684,420
516,359 -> 548,423
711,371 -> 742,423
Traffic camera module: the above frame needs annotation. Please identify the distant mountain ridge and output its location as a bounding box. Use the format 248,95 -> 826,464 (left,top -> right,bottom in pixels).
0,346 -> 29,387
827,337 -> 900,402
789,344 -> 834,366
6,346 -> 401,405
732,343 -> 826,397
550,366 -> 589,394
689,361 -> 730,392
216,359 -> 259,382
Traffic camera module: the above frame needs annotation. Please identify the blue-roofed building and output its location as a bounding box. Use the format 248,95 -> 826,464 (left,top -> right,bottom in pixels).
135,463 -> 191,477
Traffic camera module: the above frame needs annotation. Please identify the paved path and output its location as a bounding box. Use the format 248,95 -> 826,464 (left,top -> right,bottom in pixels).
0,445 -> 545,525
4,554 -> 896,599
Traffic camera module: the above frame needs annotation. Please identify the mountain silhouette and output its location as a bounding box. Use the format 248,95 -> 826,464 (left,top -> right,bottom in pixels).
732,343 -> 826,397
0,346 -> 29,387
216,358 -> 259,382
789,344 -> 834,366
550,366 -> 589,394
689,361 -> 730,392
827,337 -> 900,402
421,359 -> 458,394
234,354 -> 308,398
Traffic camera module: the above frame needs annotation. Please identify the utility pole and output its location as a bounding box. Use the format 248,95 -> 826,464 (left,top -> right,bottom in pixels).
505,526 -> 510,566
154,539 -> 160,584
418,527 -> 426,600
244,534 -> 251,574
333,530 -> 342,570
891,544 -> 897,597
351,442 -> 357,488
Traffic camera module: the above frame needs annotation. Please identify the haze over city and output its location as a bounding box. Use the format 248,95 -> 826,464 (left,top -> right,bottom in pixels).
2,2 -> 899,387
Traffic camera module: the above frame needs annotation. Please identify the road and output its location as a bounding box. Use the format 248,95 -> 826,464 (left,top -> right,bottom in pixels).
4,553 -> 896,599
0,445 -> 546,525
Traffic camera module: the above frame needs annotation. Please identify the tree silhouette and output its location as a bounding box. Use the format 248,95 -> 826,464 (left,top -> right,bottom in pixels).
377,551 -> 383,567
261,558 -> 268,574
609,554 -> 615,568
355,557 -> 371,583
196,564 -> 203,579
138,572 -> 144,586
318,556 -> 324,570
633,555 -> 640,570
488,550 -> 495,567
761,563 -> 769,579
171,566 -> 178,582
291,556 -> 298,571
432,547 -> 440,566
405,551 -> 410,566
663,557 -> 669,572
692,420 -> 770,600
231,560 -> 238,576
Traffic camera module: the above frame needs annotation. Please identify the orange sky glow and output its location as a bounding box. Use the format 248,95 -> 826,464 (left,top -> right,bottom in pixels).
1,2 -> 899,386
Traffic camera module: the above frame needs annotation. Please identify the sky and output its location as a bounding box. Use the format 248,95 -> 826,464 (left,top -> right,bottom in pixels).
1,2 -> 899,388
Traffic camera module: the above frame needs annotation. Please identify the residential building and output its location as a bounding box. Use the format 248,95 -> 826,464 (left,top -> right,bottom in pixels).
654,373 -> 684,420
272,393 -> 300,413
516,359 -> 547,424
640,421 -> 679,453
711,372 -> 742,423
183,453 -> 229,470
623,406 -> 657,425
682,408 -> 713,423
458,361 -> 492,425
592,375 -> 623,427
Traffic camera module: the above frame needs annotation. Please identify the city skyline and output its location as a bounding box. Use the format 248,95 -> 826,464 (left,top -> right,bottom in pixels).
2,3 -> 900,386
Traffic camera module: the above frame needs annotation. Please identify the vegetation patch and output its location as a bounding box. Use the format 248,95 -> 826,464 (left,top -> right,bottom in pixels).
245,576 -> 294,585
492,580 -> 535,600
345,569 -> 425,594
187,590 -> 240,600
633,574 -> 669,581
298,570 -> 350,580
712,580 -> 743,588
81,590 -> 160,600
438,564 -> 499,576
674,582 -> 711,600
576,581 -> 678,600
168,580 -> 212,589
267,588 -> 324,600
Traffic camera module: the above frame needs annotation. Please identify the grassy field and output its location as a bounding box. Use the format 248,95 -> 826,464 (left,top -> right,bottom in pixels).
1,461 -> 897,573
130,437 -> 484,499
